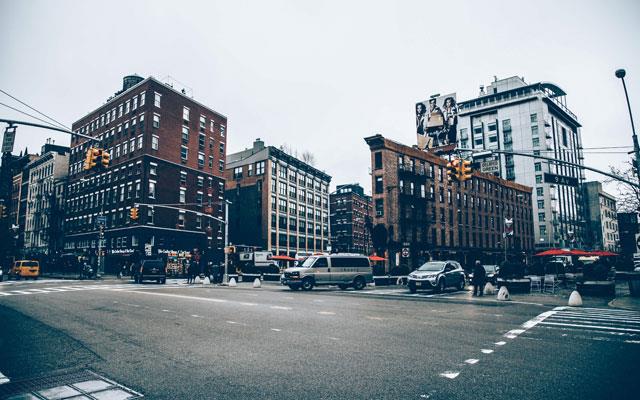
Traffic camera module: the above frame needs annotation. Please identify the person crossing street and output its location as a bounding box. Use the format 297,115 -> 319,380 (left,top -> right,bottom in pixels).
472,260 -> 486,297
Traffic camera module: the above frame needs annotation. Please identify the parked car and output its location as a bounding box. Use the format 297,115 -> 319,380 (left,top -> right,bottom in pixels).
134,259 -> 166,284
407,261 -> 466,293
281,253 -> 372,291
9,260 -> 40,280
468,264 -> 499,285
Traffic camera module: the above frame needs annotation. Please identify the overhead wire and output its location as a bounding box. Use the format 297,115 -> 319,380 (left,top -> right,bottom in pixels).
0,101 -> 66,130
0,88 -> 70,131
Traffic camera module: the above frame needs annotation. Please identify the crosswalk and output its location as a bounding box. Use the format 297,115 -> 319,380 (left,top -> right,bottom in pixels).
0,283 -> 186,297
522,306 -> 640,344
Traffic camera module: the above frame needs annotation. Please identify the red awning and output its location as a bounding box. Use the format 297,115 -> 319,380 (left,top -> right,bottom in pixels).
369,255 -> 387,262
271,255 -> 296,261
534,248 -> 591,257
589,251 -> 619,257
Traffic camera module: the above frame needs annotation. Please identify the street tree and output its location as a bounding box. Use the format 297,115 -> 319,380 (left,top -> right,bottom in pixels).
608,162 -> 640,212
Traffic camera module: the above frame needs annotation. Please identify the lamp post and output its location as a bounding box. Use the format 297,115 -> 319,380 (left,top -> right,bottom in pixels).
615,69 -> 640,181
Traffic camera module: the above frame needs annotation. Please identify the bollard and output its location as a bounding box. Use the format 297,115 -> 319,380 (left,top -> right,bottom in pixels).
203,277 -> 211,285
484,282 -> 496,295
253,278 -> 261,288
229,277 -> 237,287
194,276 -> 202,284
568,290 -> 583,307
497,286 -> 510,301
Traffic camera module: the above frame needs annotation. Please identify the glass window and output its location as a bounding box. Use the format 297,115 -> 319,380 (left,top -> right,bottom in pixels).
153,114 -> 160,128
152,135 -> 159,150
148,181 -> 156,198
181,146 -> 188,162
183,107 -> 190,122
182,126 -> 189,144
530,113 -> 537,123
154,92 -> 161,108
532,137 -> 539,147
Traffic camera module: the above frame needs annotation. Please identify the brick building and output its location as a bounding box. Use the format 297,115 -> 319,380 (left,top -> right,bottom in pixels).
64,75 -> 227,271
225,139 -> 331,256
365,134 -> 534,270
329,183 -> 372,254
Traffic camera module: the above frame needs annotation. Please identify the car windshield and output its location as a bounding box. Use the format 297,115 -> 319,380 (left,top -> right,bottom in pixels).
301,257 -> 318,268
484,265 -> 497,272
417,262 -> 445,272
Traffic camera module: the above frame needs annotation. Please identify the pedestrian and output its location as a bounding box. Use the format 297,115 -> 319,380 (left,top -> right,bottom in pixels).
472,260 -> 486,297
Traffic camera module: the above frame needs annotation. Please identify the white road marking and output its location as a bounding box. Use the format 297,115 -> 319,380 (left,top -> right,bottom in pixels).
226,321 -> 237,324
318,311 -> 336,315
239,302 -> 258,306
191,314 -> 202,318
366,316 -> 384,320
481,349 -> 494,354
0,370 -> 9,385
538,321 -> 640,333
25,289 -> 51,293
464,359 -> 479,365
495,341 -> 506,346
270,306 -> 292,310
0,292 -> 13,296
504,329 -> 526,339
624,340 -> 640,344
271,328 -> 281,332
123,290 -> 228,303
10,290 -> 32,295
328,337 -> 339,341
439,371 -> 460,379
161,309 -> 171,312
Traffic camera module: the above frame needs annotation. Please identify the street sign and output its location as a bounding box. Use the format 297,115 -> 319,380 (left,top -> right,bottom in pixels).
480,159 -> 500,174
96,215 -> 107,226
543,173 -> 579,187
504,218 -> 514,236
1,126 -> 16,153
401,247 -> 410,258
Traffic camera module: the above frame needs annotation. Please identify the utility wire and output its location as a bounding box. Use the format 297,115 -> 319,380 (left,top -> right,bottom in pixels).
0,88 -> 70,130
0,101 -> 65,130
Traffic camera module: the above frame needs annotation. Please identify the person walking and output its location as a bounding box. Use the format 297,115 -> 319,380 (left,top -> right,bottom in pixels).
472,260 -> 486,297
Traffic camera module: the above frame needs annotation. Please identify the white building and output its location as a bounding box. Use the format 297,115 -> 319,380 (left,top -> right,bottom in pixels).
583,181 -> 618,251
457,76 -> 585,249
24,143 -> 69,255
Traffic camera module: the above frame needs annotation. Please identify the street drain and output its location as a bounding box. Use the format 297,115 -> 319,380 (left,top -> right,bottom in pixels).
0,369 -> 143,399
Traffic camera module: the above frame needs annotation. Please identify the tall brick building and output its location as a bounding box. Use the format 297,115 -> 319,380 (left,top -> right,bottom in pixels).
64,76 -> 227,271
329,183 -> 372,254
225,139 -> 331,256
365,134 -> 534,270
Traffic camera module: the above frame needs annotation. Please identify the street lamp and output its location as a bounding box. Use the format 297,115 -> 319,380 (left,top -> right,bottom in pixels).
615,68 -> 640,181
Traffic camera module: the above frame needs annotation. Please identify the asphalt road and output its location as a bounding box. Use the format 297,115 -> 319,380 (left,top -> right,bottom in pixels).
0,279 -> 638,399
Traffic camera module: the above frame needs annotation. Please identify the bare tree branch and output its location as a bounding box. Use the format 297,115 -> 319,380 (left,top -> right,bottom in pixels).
608,162 -> 640,212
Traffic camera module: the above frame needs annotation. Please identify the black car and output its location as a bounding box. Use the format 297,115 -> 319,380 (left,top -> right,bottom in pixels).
134,259 -> 166,284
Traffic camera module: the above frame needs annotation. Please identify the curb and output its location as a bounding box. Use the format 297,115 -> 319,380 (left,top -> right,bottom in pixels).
608,296 -> 640,312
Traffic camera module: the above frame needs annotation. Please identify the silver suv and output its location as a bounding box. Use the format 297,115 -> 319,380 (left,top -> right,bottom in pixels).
407,261 -> 466,293
280,254 -> 373,291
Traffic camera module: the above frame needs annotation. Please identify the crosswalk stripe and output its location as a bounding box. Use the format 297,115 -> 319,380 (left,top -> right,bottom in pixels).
25,289 -> 52,293
550,315 -> 640,324
9,290 -> 32,295
0,292 -> 13,296
539,321 -> 640,333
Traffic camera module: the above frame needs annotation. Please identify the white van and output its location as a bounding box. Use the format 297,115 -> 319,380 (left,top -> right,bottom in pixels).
281,253 -> 373,291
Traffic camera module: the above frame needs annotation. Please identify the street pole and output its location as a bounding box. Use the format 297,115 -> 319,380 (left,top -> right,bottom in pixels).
615,69 -> 640,181
223,199 -> 230,285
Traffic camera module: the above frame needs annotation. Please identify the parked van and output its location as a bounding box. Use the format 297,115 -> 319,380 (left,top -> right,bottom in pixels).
281,253 -> 372,291
10,260 -> 40,280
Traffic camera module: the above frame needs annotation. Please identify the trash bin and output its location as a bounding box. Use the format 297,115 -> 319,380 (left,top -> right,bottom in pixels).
629,273 -> 640,297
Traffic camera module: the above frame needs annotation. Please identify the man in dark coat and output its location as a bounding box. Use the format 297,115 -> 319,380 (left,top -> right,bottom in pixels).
472,260 -> 486,297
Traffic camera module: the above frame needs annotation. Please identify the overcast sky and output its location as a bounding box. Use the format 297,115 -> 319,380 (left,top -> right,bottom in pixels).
1,0 -> 639,196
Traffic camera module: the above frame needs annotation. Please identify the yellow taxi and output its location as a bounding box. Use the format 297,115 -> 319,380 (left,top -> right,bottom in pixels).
11,260 -> 40,280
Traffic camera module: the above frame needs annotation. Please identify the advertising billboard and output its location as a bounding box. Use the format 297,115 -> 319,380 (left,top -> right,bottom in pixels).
415,93 -> 458,150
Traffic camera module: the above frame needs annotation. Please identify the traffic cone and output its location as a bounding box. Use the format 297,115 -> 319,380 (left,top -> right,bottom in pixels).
497,286 -> 510,301
229,277 -> 237,287
484,282 -> 496,295
253,278 -> 261,288
568,290 -> 583,307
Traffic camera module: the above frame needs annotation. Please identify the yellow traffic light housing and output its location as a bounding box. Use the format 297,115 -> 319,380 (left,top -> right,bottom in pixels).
130,207 -> 139,221
446,159 -> 460,182
460,160 -> 473,181
83,147 -> 101,171
101,150 -> 110,169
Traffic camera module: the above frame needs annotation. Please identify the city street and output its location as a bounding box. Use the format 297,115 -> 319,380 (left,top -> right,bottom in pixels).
1,279 -> 638,399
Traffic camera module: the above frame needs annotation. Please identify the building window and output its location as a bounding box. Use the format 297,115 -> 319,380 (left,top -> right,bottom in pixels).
530,113 -> 537,124
219,160 -> 224,172
233,167 -> 242,179
534,162 -> 542,172
532,137 -> 540,147
375,199 -> 384,216
149,181 -> 156,198
152,135 -> 159,150
199,116 -> 206,132
374,152 -> 382,170
535,175 -> 542,184
538,212 -> 545,222
179,189 -> 186,203
140,92 -> 145,106
199,133 -> 206,150
180,171 -> 187,186
255,161 -> 265,175
153,114 -> 160,129
178,213 -> 185,227
182,126 -> 189,144
537,200 -> 544,208
137,135 -> 143,149
531,125 -> 539,136
183,107 -> 190,122
198,152 -> 205,167
181,146 -> 188,162
540,225 -> 546,236
154,92 -> 161,108
502,119 -> 511,131
208,156 -> 214,168
375,176 -> 383,194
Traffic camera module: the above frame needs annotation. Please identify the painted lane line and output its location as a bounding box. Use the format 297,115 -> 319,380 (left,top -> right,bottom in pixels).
481,349 -> 494,354
46,288 -> 70,292
366,316 -> 384,321
0,370 -> 10,385
495,341 -> 506,346
270,306 -> 292,310
10,290 -> 32,295
271,328 -> 282,332
0,292 -> 14,296
161,309 -> 171,312
191,314 -> 202,318
624,340 -> 640,344
123,290 -> 228,303
504,329 -> 526,339
439,371 -> 460,379
226,321 -> 237,324
239,302 -> 258,306
464,359 -> 479,365
25,289 -> 52,293
318,311 -> 336,315
328,337 -> 340,341
538,321 -> 640,333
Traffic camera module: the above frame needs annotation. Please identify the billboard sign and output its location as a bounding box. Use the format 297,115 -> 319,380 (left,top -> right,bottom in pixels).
416,93 -> 458,150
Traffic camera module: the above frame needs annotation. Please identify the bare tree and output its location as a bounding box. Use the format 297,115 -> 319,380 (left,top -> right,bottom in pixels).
607,161 -> 640,212
301,150 -> 316,166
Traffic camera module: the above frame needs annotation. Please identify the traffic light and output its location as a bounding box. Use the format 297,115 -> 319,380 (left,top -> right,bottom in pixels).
101,150 -> 110,168
446,159 -> 460,182
83,147 -> 100,171
459,159 -> 472,181
225,245 -> 236,254
0,204 -> 6,219
130,207 -> 139,221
